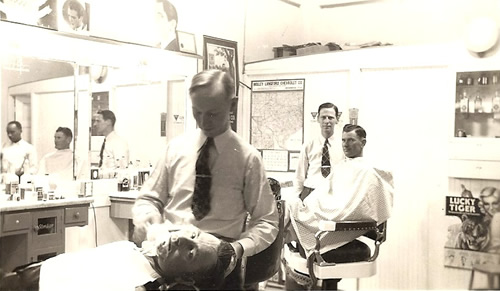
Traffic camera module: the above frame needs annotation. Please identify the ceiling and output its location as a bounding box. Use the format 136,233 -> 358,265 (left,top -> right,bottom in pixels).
278,0 -> 382,9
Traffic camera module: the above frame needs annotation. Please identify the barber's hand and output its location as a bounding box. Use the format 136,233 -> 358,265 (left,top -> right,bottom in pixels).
132,210 -> 162,245
230,242 -> 244,259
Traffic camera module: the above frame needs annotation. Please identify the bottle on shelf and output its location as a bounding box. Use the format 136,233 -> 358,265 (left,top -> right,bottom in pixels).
460,91 -> 469,113
468,94 -> 476,113
474,95 -> 483,113
493,91 -> 500,113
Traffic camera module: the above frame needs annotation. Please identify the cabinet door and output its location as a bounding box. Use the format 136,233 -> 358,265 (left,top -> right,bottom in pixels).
30,209 -> 64,254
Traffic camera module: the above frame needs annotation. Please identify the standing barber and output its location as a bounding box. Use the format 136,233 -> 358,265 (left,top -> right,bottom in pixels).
1,121 -> 37,178
93,110 -> 129,170
132,69 -> 279,290
293,102 -> 344,200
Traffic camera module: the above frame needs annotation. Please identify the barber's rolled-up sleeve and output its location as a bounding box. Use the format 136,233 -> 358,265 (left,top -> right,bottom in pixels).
132,148 -> 169,225
239,154 -> 279,257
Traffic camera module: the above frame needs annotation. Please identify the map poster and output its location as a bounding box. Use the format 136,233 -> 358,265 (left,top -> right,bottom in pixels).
250,79 -> 305,154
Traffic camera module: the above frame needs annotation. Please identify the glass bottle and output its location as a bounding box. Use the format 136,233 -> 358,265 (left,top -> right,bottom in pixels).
493,91 -> 500,113
460,91 -> 469,113
474,95 -> 483,113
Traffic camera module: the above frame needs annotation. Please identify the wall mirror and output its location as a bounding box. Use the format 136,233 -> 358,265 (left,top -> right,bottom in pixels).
82,63 -> 191,177
1,54 -> 77,182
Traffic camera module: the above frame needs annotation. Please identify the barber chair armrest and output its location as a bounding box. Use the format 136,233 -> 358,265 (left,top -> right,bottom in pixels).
318,220 -> 377,232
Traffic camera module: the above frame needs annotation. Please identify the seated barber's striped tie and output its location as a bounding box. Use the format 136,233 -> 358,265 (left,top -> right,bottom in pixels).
321,139 -> 331,178
192,137 -> 214,220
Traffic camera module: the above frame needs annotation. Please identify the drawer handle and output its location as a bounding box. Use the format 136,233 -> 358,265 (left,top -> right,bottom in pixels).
73,212 -> 80,219
15,220 -> 20,224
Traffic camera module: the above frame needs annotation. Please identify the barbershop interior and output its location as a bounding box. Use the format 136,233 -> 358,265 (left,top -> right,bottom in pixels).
1,0 -> 500,290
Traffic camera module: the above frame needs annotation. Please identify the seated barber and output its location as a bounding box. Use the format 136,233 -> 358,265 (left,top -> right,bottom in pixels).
0,224 -> 237,291
132,69 -> 279,290
283,124 -> 394,290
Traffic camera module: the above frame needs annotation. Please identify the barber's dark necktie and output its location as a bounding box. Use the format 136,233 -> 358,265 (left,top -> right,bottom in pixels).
98,138 -> 106,167
321,139 -> 331,178
192,137 -> 214,220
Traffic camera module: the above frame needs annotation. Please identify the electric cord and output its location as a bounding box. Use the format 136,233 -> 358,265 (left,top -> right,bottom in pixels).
90,202 -> 98,248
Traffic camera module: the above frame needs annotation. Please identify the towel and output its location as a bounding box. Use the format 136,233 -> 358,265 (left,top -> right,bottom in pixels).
39,241 -> 160,291
286,157 -> 394,257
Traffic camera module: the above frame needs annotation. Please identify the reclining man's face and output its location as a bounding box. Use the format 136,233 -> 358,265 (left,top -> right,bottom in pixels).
155,228 -> 220,279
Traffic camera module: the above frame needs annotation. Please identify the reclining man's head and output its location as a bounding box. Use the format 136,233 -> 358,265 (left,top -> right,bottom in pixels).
146,225 -> 236,290
342,124 -> 367,158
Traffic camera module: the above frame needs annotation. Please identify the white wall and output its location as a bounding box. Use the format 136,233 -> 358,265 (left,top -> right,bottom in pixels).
244,42 -> 500,290
243,0 -> 500,62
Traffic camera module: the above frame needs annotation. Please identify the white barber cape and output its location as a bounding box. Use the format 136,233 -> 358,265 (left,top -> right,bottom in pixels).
286,157 -> 394,257
39,241 -> 160,291
38,149 -> 74,180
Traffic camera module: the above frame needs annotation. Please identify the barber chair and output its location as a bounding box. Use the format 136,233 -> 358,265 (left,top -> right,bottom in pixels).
242,178 -> 285,289
284,220 -> 387,290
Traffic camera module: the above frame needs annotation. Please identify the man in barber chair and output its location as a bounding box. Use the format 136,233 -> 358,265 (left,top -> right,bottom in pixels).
282,124 -> 394,290
0,224 -> 237,291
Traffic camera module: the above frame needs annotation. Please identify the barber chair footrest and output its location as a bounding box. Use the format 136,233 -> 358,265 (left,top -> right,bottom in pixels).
284,246 -> 377,279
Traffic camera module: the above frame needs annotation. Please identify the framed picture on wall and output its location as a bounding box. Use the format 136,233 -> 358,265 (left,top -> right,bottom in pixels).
177,31 -> 197,54
57,0 -> 90,34
203,35 -> 239,96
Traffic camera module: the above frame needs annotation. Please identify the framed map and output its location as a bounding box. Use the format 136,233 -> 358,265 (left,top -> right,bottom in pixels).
250,79 -> 305,161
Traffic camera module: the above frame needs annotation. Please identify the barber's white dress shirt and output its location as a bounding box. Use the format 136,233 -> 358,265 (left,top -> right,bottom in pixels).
134,128 -> 279,256
286,157 -> 394,256
293,134 -> 344,196
39,241 -> 160,291
100,131 -> 129,169
1,139 -> 37,175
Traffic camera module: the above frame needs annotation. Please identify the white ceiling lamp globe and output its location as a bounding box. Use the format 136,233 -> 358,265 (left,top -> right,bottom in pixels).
465,17 -> 499,54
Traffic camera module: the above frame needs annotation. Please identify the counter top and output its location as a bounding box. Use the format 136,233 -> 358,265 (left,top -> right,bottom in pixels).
109,190 -> 140,200
0,197 -> 94,212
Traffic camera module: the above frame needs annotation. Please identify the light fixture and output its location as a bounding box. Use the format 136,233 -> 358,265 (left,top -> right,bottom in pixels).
464,16 -> 499,55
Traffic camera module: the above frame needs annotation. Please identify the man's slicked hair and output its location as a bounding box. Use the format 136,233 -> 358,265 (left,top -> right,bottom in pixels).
189,69 -> 235,101
343,124 -> 367,139
97,110 -> 116,127
318,102 -> 339,118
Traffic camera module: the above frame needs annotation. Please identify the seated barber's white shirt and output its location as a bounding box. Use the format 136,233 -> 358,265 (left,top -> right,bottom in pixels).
39,241 -> 160,291
285,157 -> 394,256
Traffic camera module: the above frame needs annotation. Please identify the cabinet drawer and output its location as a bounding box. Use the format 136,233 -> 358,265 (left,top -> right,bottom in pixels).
2,212 -> 31,233
64,206 -> 88,226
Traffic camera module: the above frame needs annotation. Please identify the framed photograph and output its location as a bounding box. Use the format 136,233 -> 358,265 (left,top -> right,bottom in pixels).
203,35 -> 239,96
58,0 -> 90,34
177,31 -> 197,54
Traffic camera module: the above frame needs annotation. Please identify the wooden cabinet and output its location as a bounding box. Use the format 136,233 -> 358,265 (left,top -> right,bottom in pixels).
0,199 -> 91,272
